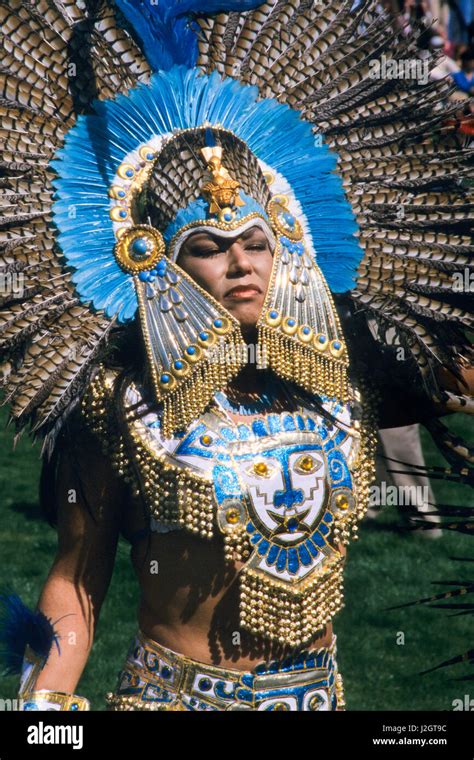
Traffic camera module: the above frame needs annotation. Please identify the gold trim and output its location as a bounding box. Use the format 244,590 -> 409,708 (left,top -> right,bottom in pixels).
114,225 -> 165,274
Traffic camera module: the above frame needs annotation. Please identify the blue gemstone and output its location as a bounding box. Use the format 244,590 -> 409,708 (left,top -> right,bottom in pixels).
119,210 -> 127,219
157,264 -> 167,275
70,703 -> 79,711
287,318 -> 296,327
199,331 -> 209,341
198,677 -> 212,692
125,169 -> 134,177
161,374 -> 170,383
224,213 -> 232,221
213,319 -> 223,328
186,346 -> 196,355
318,334 -> 327,344
161,666 -> 172,679
302,326 -> 310,334
146,152 -> 155,160
287,518 -> 298,532
174,361 -> 183,370
138,271 -> 149,282
117,190 -> 126,198
283,212 -> 295,225
269,310 -> 278,319
131,237 -> 148,256
333,341 -> 341,350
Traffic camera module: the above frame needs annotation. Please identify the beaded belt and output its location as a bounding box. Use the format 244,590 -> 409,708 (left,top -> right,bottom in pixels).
106,630 -> 345,711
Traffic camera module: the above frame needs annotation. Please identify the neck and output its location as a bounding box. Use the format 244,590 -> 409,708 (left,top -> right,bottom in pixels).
230,363 -> 268,394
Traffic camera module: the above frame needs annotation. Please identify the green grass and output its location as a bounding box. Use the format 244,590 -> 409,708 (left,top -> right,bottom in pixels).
0,410 -> 472,710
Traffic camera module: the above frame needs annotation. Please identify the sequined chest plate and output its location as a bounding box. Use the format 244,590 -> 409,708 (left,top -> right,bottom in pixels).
122,382 -> 366,646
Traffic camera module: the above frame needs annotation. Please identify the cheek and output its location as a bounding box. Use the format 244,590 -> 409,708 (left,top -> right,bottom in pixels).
177,256 -> 222,296
259,251 -> 274,291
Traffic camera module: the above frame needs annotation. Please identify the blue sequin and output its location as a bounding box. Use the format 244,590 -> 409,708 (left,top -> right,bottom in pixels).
276,548 -> 287,572
298,544 -> 312,566
266,544 -> 280,566
288,548 -> 299,574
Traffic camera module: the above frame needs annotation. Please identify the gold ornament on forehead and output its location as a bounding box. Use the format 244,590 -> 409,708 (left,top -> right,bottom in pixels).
200,146 -> 245,223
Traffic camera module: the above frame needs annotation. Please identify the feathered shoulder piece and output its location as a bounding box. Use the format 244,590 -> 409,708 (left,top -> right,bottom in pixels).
0,0 -> 472,454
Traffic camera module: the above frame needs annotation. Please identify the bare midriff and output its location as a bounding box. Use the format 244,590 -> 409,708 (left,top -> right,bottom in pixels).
129,528 -> 334,671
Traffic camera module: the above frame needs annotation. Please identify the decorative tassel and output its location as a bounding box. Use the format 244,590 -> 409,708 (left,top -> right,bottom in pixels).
158,331 -> 247,438
239,556 -> 346,648
257,324 -> 350,402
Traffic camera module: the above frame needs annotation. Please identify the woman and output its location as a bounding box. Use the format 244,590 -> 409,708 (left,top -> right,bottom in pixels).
1,0 -> 472,712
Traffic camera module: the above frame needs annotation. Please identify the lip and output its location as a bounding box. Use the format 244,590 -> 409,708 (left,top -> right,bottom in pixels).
224,284 -> 262,298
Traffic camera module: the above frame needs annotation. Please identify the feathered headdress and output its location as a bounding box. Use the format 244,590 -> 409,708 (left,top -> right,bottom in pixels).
0,0 -> 472,456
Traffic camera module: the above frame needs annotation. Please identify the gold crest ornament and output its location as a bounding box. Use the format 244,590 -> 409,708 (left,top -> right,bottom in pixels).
200,145 -> 246,222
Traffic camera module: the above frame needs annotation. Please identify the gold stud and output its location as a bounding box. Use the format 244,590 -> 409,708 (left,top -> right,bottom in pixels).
225,507 -> 240,525
335,493 -> 349,510
272,702 -> 290,711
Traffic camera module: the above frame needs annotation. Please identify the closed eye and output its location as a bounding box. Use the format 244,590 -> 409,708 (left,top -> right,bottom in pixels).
189,248 -> 222,257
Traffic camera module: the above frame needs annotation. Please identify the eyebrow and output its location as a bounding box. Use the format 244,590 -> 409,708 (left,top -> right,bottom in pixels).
187,227 -> 266,246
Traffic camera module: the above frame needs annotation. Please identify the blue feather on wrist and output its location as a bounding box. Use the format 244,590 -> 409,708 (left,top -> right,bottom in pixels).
0,592 -> 60,675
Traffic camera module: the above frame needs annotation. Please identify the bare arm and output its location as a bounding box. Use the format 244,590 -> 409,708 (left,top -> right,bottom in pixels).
32,422 -> 126,694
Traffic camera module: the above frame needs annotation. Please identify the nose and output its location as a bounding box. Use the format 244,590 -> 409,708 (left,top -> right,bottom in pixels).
226,241 -> 253,276
273,486 -> 304,509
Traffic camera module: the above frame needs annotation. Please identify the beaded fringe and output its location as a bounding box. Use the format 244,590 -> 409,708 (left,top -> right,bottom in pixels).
159,331 -> 246,438
331,384 -> 379,548
239,556 -> 346,648
257,325 -> 349,402
130,435 -> 216,540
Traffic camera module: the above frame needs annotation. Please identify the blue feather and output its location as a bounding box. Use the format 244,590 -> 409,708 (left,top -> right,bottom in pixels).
114,0 -> 263,71
0,592 -> 60,676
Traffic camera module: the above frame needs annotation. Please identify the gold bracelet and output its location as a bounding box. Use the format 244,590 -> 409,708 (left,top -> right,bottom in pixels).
20,690 -> 90,711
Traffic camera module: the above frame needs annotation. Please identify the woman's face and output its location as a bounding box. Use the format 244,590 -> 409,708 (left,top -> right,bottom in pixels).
176,225 -> 274,338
